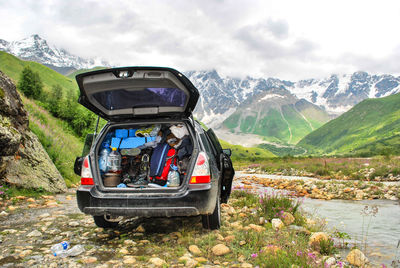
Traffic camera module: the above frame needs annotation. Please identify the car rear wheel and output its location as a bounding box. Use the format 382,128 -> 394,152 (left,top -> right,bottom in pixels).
93,215 -> 119,228
202,196 -> 221,230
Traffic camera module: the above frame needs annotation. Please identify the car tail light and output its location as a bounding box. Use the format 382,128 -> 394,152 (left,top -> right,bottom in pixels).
190,152 -> 211,184
81,156 -> 94,186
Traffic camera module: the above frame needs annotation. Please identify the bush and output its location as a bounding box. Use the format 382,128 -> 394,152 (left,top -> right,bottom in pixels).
18,66 -> 43,99
258,193 -> 301,221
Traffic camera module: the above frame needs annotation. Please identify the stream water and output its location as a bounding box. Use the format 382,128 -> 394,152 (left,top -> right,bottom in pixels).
235,173 -> 400,266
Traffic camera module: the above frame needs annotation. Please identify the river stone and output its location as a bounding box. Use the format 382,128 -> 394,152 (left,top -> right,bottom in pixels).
27,230 -> 42,237
280,212 -> 295,225
0,71 -> 66,193
346,249 -> 369,267
189,245 -> 202,255
271,218 -> 284,230
149,257 -> 166,267
212,244 -> 230,256
308,232 -> 329,249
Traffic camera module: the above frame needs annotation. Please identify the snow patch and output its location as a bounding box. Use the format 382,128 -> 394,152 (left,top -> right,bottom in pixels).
258,94 -> 285,102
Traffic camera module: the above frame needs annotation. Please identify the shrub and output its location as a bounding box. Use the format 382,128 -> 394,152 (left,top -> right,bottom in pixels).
18,66 -> 43,99
258,193 -> 301,221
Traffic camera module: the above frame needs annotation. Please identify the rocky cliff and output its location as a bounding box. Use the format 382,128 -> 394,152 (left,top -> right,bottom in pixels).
0,70 -> 66,193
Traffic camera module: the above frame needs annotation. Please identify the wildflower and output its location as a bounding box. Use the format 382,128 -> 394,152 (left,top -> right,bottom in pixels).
381,264 -> 387,268
296,251 -> 302,256
251,253 -> 258,258
307,252 -> 316,260
337,261 -> 343,268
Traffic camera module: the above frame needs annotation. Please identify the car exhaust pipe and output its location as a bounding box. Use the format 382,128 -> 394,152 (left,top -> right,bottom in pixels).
104,214 -> 123,222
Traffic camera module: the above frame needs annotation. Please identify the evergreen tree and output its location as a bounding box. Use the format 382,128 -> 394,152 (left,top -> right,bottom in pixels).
48,84 -> 63,116
18,66 -> 43,99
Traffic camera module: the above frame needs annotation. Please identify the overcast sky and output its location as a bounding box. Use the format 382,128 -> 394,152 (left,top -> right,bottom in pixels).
1,0 -> 400,80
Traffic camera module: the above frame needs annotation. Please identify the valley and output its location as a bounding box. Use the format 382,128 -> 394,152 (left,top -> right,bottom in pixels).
1,35 -> 400,268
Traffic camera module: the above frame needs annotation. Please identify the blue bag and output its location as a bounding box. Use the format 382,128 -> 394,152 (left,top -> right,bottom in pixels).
149,143 -> 170,177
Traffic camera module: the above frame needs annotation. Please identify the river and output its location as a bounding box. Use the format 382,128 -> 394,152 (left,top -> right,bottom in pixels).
235,173 -> 400,266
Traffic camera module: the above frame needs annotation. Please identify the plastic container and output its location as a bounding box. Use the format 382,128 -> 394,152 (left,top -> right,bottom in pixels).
52,244 -> 85,258
167,164 -> 180,187
51,241 -> 69,257
107,147 -> 122,173
99,143 -> 111,173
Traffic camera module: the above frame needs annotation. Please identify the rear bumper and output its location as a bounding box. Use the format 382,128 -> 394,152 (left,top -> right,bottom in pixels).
76,185 -> 217,217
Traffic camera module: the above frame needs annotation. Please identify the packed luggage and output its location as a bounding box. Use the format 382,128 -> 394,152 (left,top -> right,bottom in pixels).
98,123 -> 192,188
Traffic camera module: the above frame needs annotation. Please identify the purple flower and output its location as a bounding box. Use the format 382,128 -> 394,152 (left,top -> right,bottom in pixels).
337,261 -> 343,268
307,252 -> 316,260
296,251 -> 302,256
251,253 -> 258,258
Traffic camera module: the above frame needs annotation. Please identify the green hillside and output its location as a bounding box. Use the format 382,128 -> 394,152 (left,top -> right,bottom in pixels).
0,51 -> 77,92
223,99 -> 331,144
219,140 -> 275,164
67,67 -> 106,80
298,93 -> 400,155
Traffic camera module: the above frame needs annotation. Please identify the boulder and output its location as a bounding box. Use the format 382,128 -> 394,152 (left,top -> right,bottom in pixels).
0,71 -> 66,193
346,249 -> 369,267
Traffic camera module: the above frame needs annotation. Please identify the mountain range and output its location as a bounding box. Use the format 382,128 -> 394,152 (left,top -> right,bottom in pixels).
0,35 -> 109,75
2,34 -> 400,149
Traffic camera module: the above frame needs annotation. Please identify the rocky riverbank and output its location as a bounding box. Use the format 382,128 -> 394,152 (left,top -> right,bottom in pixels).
238,175 -> 400,201
0,189 -> 351,267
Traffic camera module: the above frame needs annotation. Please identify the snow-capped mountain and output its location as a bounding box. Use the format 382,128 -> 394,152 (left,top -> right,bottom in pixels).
291,72 -> 400,115
186,70 -> 400,128
0,34 -> 109,73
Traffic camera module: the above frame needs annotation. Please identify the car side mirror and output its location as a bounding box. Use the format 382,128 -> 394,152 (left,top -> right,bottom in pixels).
74,157 -> 83,176
222,149 -> 232,157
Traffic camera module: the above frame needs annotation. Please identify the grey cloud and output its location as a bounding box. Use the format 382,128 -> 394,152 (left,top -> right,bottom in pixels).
234,22 -> 317,60
266,18 -> 289,39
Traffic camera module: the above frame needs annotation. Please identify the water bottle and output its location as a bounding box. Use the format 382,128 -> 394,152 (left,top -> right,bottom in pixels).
51,241 -> 69,257
107,147 -> 122,173
99,143 -> 111,173
65,245 -> 85,257
52,244 -> 85,258
167,164 -> 180,187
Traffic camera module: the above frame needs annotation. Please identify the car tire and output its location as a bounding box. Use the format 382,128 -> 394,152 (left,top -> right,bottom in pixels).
202,196 -> 221,230
93,215 -> 119,228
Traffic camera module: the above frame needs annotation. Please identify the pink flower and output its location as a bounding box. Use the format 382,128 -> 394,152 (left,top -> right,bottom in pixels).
251,253 -> 258,258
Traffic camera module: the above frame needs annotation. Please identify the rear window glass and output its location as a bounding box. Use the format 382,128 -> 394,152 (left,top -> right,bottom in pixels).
93,87 -> 187,110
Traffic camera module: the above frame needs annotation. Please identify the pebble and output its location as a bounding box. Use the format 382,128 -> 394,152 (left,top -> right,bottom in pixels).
39,213 -> 51,218
179,256 -> 198,268
189,245 -> 202,256
149,257 -> 166,267
0,211 -> 9,216
82,257 -> 98,264
271,218 -> 284,230
27,230 -> 42,237
123,256 -> 136,264
68,221 -> 79,227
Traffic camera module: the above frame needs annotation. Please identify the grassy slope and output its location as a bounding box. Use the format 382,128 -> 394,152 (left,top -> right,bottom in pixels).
0,51 -> 77,93
67,66 -> 106,80
23,96 -> 82,186
298,93 -> 400,155
224,102 -> 330,145
0,51 -> 85,185
220,139 -> 275,165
